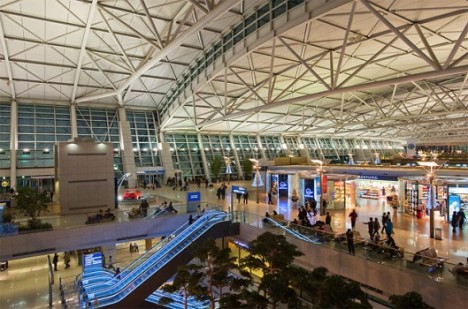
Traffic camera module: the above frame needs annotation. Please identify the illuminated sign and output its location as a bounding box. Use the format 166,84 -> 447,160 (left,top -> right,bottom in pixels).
1,181 -> 8,188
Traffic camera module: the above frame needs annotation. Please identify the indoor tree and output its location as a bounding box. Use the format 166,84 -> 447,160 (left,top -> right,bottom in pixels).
210,155 -> 223,183
240,231 -> 304,309
160,264 -> 208,309
15,187 -> 51,229
389,291 -> 434,309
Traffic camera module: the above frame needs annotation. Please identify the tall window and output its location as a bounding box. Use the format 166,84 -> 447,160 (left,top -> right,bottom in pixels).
0,103 -> 10,168
76,107 -> 122,170
17,104 -> 71,167
202,134 -> 238,178
165,134 -> 204,179
282,136 -> 301,157
261,136 -> 285,159
127,111 -> 160,167
232,135 -> 261,162
302,137 -> 322,159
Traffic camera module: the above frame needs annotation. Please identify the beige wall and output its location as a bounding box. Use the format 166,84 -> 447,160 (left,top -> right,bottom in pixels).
56,140 -> 114,215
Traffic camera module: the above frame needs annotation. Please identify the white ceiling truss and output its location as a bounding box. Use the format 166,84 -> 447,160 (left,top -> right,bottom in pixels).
0,0 -> 467,144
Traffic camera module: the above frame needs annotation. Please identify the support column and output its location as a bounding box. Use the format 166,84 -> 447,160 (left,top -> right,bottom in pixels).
70,103 -> 77,138
145,239 -> 152,251
9,100 -> 17,189
101,244 -> 116,267
229,134 -> 243,179
297,136 -> 309,160
118,107 -> 137,188
197,133 -> 211,181
159,132 -> 175,184
256,135 -> 267,161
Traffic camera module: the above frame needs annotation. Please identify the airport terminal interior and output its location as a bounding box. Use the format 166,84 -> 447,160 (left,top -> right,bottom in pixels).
0,0 -> 467,308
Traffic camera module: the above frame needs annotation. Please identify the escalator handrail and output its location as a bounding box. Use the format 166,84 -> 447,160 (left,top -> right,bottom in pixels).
83,211 -> 229,306
82,210 -> 218,291
86,212 -> 228,307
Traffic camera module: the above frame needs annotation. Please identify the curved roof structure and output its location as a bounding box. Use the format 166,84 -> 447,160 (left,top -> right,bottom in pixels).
0,0 -> 467,143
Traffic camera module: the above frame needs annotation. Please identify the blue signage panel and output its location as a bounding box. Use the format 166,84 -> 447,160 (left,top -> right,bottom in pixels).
315,176 -> 321,195
231,185 -> 246,194
187,192 -> 201,203
304,179 -> 315,198
83,252 -> 103,272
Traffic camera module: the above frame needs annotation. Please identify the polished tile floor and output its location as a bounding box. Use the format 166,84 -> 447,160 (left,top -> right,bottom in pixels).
0,180 -> 466,308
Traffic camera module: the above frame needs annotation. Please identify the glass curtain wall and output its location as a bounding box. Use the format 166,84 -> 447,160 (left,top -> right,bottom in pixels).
232,135 -> 261,162
317,138 -> 338,160
76,107 -> 122,171
302,137 -> 322,159
261,136 -> 285,159
126,111 -> 160,168
0,103 -> 10,169
17,104 -> 71,168
282,136 -> 301,157
165,133 -> 204,179
202,134 -> 238,179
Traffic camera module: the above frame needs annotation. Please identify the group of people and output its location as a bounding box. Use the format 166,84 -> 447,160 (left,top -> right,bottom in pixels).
86,208 -> 116,224
52,252 -> 71,271
451,210 -> 466,233
129,243 -> 139,254
216,183 -> 228,200
236,191 -> 249,204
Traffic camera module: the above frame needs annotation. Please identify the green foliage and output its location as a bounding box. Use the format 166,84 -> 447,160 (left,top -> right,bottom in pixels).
389,291 -> 434,309
15,187 -> 50,229
240,232 -> 304,308
317,275 -> 371,308
242,158 -> 253,179
16,187 -> 49,219
160,264 -> 208,308
210,156 -> 223,180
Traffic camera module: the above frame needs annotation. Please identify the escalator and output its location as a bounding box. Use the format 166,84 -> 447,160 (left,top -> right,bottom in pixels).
82,210 -> 238,308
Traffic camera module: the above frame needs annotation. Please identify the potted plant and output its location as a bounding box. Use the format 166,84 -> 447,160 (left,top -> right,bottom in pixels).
242,158 -> 253,180
210,155 -> 223,183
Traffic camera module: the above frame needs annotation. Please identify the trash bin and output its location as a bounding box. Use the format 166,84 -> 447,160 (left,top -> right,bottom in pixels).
434,228 -> 442,240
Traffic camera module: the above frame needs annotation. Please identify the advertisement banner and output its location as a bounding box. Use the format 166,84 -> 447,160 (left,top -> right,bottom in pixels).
232,186 -> 246,194
448,195 -> 461,221
304,179 -> 315,198
322,175 -> 328,194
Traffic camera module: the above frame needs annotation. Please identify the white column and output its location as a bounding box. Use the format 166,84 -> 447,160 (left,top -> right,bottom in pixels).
9,100 -> 17,189
101,244 -> 116,267
197,133 -> 211,180
159,132 -> 175,184
118,107 -> 137,188
70,103 -> 77,138
230,134 -> 243,179
256,135 -> 266,161
297,136 -> 309,160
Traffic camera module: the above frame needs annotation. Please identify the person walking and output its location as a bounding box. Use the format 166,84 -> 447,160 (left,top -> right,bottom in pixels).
64,252 -> 71,269
458,210 -> 466,229
381,212 -> 388,233
373,218 -> 381,240
451,211 -> 459,233
52,253 -> 59,271
366,217 -> 374,240
243,191 -> 249,204
188,214 -> 194,225
346,229 -> 355,255
349,209 -> 358,229
385,218 -> 394,238
325,212 -> 332,227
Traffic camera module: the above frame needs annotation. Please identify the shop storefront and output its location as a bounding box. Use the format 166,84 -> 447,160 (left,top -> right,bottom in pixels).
227,239 -> 263,278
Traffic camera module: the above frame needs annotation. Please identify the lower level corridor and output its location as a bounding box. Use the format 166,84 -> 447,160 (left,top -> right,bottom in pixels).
0,180 -> 466,308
